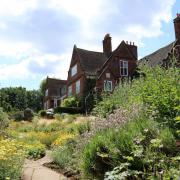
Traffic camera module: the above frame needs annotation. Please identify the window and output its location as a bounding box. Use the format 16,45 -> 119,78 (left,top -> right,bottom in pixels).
54,99 -> 57,108
106,73 -> 110,78
60,86 -> 66,96
76,80 -> 80,94
104,80 -> 112,92
120,60 -> 128,76
71,64 -> 77,76
68,86 -> 72,96
45,89 -> 48,96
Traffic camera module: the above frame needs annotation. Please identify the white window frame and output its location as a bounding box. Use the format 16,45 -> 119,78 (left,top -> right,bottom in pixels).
68,86 -> 72,96
76,80 -> 80,94
71,64 -> 77,76
120,60 -> 128,76
104,80 -> 112,92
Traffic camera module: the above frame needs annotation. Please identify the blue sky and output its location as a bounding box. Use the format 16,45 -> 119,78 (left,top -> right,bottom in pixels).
0,0 -> 179,90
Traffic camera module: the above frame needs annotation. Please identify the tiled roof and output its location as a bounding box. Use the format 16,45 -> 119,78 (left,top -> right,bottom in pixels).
76,48 -> 107,76
139,41 -> 175,66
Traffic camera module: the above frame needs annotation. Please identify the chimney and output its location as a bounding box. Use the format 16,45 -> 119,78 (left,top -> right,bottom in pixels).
128,42 -> 138,60
174,13 -> 180,40
103,34 -> 112,57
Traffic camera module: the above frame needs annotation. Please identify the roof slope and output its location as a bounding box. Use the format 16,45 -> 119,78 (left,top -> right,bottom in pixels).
139,41 -> 175,66
77,48 -> 107,76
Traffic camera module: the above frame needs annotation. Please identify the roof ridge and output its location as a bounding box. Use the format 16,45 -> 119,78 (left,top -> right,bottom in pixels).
76,47 -> 104,54
142,41 -> 175,60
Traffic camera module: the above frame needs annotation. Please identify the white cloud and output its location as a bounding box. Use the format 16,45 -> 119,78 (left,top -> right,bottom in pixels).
0,0 -> 38,17
0,0 -> 177,88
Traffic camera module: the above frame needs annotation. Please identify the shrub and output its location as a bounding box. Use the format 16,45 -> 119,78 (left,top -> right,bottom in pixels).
0,108 -> 9,133
82,114 -> 176,179
76,122 -> 91,135
61,96 -> 80,107
52,139 -> 77,169
39,110 -> 46,117
52,132 -> 75,146
10,111 -> 24,121
23,140 -> 46,159
93,65 -> 180,133
54,106 -> 83,114
82,129 -> 118,178
24,108 -> 34,121
0,139 -> 25,180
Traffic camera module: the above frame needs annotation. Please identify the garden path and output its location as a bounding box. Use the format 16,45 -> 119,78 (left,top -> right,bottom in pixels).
22,151 -> 68,180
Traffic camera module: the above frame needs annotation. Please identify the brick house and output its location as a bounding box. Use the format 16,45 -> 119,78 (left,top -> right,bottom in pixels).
44,77 -> 67,109
67,34 -> 137,98
139,14 -> 180,67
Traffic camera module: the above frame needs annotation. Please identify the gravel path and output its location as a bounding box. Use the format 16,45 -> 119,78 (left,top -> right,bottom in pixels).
22,151 -> 68,180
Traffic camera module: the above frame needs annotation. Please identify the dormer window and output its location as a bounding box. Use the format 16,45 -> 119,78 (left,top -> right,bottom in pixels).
71,64 -> 77,76
120,60 -> 128,76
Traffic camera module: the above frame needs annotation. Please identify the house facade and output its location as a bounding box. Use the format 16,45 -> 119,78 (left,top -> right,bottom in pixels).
67,34 -> 137,98
44,77 -> 67,109
139,14 -> 180,67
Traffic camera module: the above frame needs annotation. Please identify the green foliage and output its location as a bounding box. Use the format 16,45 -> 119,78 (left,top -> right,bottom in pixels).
76,122 -> 91,135
0,87 -> 42,112
9,111 -> 24,121
93,82 -> 131,117
25,141 -> 46,159
82,113 -> 177,179
39,78 -> 47,95
24,108 -> 34,121
93,65 -> 180,134
52,139 -> 76,169
0,139 -> 25,180
61,96 -> 80,107
54,106 -> 83,114
0,108 -> 9,133
39,110 -> 46,117
130,65 -> 180,131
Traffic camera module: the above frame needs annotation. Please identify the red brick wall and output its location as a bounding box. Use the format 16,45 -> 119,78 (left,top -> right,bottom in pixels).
67,51 -> 86,97
97,42 -> 137,91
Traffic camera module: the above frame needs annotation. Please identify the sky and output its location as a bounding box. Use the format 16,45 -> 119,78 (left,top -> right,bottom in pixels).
0,0 -> 179,90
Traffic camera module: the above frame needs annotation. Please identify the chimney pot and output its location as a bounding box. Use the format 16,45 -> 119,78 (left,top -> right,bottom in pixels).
130,41 -> 132,45
126,41 -> 128,44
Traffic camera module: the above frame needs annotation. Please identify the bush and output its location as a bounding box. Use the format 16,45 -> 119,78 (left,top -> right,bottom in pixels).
0,108 -> 9,133
24,108 -> 34,121
52,132 -> 75,146
0,139 -> 25,180
54,106 -> 83,114
39,110 -> 46,117
10,111 -> 24,121
82,114 -> 177,179
52,139 -> 76,169
76,122 -> 91,135
61,96 -> 80,107
22,140 -> 46,159
93,65 -> 180,133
